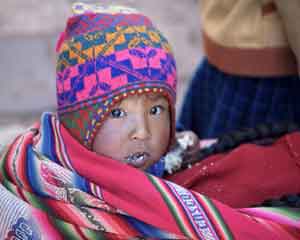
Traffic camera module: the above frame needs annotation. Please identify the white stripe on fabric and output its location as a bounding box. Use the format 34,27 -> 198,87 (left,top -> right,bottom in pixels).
0,184 -> 28,238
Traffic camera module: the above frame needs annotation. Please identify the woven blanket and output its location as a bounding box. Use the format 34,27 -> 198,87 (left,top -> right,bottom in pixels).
0,112 -> 299,239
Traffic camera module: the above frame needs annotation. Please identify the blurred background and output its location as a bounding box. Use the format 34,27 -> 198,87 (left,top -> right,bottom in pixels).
0,0 -> 203,142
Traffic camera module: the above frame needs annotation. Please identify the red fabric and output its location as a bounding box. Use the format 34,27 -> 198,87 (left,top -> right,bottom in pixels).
211,200 -> 300,240
167,132 -> 300,208
60,124 -> 181,235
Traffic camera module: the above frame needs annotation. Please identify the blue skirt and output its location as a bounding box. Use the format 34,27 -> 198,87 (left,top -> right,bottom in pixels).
178,59 -> 300,138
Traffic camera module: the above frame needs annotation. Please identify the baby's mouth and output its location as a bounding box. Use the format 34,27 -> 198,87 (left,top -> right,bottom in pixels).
124,152 -> 151,168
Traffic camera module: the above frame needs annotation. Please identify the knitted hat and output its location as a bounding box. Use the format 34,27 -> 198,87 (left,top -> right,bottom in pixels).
56,3 -> 177,149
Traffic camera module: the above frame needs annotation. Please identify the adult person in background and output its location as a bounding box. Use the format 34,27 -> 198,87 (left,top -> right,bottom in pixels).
178,0 -> 300,140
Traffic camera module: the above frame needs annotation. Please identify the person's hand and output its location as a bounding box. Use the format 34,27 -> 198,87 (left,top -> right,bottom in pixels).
165,131 -> 218,174
175,131 -> 200,165
164,131 -> 199,174
175,130 -> 199,152
177,132 -> 218,168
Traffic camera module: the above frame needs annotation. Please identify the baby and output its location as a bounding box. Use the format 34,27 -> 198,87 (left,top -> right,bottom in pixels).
56,3 -> 179,177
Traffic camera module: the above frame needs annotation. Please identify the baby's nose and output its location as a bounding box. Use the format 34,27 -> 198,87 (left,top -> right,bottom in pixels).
130,115 -> 151,141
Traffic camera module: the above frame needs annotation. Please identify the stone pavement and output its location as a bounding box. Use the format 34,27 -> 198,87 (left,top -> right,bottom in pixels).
0,0 -> 203,142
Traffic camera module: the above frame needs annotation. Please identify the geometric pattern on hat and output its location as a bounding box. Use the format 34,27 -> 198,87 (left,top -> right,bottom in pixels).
57,4 -> 177,148
57,25 -> 172,73
57,46 -> 176,113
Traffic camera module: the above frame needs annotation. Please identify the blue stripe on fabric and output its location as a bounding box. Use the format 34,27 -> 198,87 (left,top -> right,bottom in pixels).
40,113 -> 60,164
124,215 -> 171,238
26,146 -> 48,197
73,172 -> 89,193
146,158 -> 165,177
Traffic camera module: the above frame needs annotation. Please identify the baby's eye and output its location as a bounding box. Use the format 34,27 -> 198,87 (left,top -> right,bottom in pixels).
150,105 -> 165,115
110,108 -> 126,118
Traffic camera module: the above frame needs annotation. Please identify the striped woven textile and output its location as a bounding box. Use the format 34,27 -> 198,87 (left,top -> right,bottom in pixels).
0,112 -> 299,239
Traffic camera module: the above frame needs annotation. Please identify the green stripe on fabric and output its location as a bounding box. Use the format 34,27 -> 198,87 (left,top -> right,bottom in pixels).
2,178 -> 18,195
0,146 -> 10,181
147,175 -> 191,238
23,190 -> 53,213
50,217 -> 82,239
201,196 -> 234,240
260,207 -> 300,220
81,228 -> 107,240
2,176 -> 53,215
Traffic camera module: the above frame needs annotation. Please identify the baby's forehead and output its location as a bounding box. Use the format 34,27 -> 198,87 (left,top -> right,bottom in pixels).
144,92 -> 168,101
118,92 -> 169,106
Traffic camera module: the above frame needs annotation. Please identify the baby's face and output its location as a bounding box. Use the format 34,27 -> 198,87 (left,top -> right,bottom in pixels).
92,93 -> 171,170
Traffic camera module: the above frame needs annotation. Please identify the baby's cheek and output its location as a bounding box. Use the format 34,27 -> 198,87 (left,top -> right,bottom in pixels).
93,120 -> 128,159
152,120 -> 170,149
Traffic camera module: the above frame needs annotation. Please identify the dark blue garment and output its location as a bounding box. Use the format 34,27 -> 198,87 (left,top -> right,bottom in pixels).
178,58 -> 300,139
146,157 -> 165,177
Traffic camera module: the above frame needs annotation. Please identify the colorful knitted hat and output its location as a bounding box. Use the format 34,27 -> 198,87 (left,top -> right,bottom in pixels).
56,3 -> 177,149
